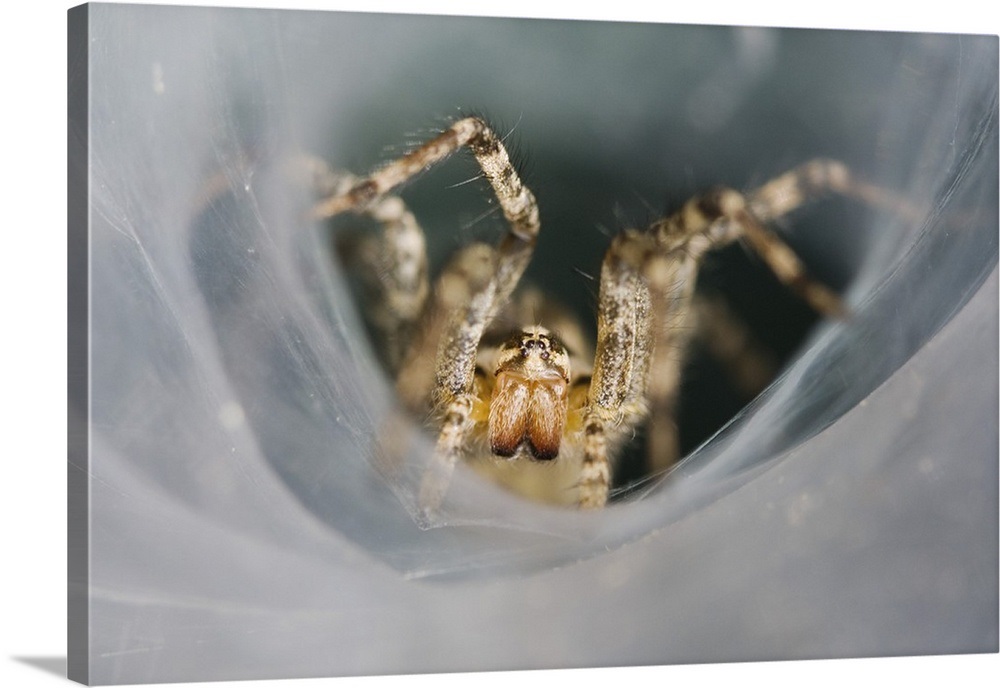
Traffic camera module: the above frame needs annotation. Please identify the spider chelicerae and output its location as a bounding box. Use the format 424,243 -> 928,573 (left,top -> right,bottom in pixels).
309,115 -> 896,513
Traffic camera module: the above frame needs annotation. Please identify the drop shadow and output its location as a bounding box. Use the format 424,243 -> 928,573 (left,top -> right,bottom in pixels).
12,656 -> 67,679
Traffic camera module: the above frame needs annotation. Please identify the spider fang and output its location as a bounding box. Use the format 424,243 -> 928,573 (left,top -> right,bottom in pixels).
489,328 -> 571,460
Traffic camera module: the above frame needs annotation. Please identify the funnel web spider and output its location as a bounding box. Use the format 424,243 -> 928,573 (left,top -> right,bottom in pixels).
311,115 -> 895,513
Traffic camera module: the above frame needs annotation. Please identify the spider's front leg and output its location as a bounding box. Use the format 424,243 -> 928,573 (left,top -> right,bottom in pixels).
314,117 -> 541,518
414,243 -> 500,513
580,230 -> 660,508
635,161 -> 887,483
582,160 -> 875,507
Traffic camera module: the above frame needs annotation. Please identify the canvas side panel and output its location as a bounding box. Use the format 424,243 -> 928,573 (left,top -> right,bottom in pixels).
67,3 -> 90,685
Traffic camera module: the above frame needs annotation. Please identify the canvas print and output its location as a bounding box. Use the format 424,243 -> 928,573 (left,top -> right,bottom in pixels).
68,3 -> 998,684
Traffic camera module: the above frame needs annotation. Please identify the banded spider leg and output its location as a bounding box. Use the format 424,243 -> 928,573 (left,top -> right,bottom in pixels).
579,160 -> 895,507
312,117 -> 540,516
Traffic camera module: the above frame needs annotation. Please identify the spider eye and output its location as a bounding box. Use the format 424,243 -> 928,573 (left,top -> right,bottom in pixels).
496,330 -> 571,384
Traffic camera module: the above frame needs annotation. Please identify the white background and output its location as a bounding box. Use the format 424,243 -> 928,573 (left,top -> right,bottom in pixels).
2,1 -> 997,687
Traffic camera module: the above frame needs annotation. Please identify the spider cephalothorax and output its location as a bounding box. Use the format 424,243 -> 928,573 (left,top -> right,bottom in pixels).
311,115 -> 905,514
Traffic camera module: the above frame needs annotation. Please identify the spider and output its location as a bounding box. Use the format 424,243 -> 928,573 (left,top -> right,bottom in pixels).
309,115 -> 895,513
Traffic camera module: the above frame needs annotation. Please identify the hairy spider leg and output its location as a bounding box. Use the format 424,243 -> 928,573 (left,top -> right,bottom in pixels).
313,117 -> 541,518
581,158 -> 902,507
582,230 -> 690,508
294,155 -> 431,373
